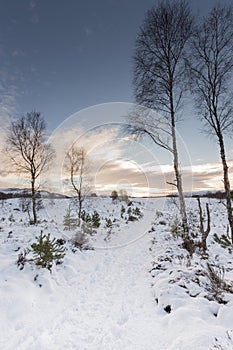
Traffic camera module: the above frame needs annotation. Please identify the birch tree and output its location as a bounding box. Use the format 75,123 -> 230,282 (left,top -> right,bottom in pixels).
6,111 -> 55,224
64,146 -> 90,223
131,0 -> 193,237
188,4 -> 233,242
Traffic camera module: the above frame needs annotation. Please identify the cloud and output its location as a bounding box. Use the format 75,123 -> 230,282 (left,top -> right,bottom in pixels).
12,49 -> 25,57
30,13 -> 39,24
0,73 -> 18,125
45,123 -> 230,196
84,26 -> 92,37
29,0 -> 39,24
1,112 -> 233,196
29,0 -> 37,9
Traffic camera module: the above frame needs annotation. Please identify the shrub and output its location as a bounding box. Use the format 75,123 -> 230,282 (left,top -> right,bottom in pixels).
16,248 -> 30,270
110,190 -> 118,202
119,189 -> 129,203
81,221 -> 95,235
127,215 -> 137,222
120,205 -> 126,218
8,214 -> 15,222
36,199 -> 44,211
63,205 -> 78,230
81,210 -> 91,224
31,232 -> 66,271
205,263 -> 233,303
91,210 -> 101,228
105,217 -> 113,234
19,196 -> 31,213
104,218 -> 114,241
156,210 -> 163,218
132,206 -> 143,218
71,232 -> 90,251
214,233 -> 232,251
170,217 -> 183,238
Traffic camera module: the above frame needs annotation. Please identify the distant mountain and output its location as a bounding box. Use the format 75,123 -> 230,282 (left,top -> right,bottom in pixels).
0,188 -> 70,200
166,190 -> 233,199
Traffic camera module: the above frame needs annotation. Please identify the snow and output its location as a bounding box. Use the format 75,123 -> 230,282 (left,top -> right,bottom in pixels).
0,196 -> 233,349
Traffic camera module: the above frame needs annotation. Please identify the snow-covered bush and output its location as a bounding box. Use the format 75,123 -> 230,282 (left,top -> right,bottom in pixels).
205,263 -> 233,303
16,248 -> 30,270
71,232 -> 90,251
170,216 -> 183,238
118,189 -> 129,204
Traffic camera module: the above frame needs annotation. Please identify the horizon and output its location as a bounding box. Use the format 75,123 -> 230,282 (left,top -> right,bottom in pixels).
0,1 -> 232,196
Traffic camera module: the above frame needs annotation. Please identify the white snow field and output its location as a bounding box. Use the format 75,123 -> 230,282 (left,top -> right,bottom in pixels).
0,196 -> 233,349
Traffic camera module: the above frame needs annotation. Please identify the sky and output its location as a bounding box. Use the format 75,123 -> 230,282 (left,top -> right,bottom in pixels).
0,0 -> 233,195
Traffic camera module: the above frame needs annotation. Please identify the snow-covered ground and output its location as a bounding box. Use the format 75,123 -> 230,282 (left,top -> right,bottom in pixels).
0,196 -> 233,349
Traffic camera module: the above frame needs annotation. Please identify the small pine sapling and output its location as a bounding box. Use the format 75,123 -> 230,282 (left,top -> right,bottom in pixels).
80,210 -> 94,234
91,210 -> 101,228
104,218 -> 113,241
105,218 -> 113,231
132,206 -> 143,219
31,231 -> 66,270
81,210 -> 92,224
63,205 -> 78,230
205,263 -> 233,303
120,205 -> 126,218
214,227 -> 232,252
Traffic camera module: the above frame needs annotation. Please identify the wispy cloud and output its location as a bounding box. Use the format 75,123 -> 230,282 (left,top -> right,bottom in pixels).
1,117 -> 233,196
29,0 -> 39,24
29,0 -> 37,9
45,122 -> 233,195
0,79 -> 18,124
12,49 -> 25,57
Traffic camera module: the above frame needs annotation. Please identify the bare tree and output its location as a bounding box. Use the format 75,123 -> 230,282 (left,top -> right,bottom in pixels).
6,111 -> 55,224
64,145 -> 90,222
188,4 -> 233,242
131,0 -> 193,236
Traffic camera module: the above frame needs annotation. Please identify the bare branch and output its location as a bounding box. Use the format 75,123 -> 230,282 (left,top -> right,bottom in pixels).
129,0 -> 193,238
64,145 -> 91,221
188,4 -> 233,241
5,111 -> 55,224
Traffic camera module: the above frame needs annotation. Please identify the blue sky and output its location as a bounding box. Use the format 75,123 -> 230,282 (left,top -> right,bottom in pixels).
0,0 -> 230,129
0,0 -> 232,194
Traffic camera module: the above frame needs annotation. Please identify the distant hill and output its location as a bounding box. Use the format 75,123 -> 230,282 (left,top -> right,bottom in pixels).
166,190 -> 233,199
0,188 -> 70,200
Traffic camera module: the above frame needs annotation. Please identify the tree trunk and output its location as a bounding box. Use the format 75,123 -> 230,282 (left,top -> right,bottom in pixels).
218,133 -> 233,242
169,77 -> 188,236
172,125 -> 188,236
78,191 -> 82,225
197,197 -> 211,252
31,176 -> 37,224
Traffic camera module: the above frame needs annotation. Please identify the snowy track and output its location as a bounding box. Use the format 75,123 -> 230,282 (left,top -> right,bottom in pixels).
1,197 -> 233,349
1,207 -> 168,350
